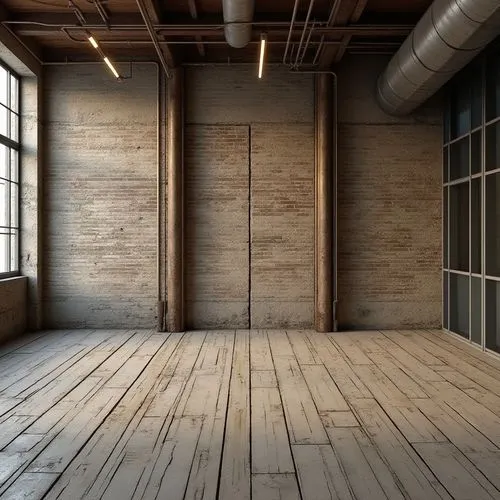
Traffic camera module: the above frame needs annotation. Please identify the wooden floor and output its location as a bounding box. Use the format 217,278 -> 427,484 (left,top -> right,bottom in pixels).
0,330 -> 499,500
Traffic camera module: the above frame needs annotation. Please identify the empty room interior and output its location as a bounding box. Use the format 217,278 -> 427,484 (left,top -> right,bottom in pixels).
1,0 -> 500,498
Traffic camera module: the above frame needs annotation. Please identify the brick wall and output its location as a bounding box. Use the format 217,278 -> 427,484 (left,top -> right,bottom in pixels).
0,277 -> 27,343
43,64 -> 158,328
185,66 -> 315,328
336,55 -> 442,329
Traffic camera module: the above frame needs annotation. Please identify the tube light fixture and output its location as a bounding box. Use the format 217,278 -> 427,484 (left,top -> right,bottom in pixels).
88,35 -> 99,49
258,33 -> 267,79
104,57 -> 120,79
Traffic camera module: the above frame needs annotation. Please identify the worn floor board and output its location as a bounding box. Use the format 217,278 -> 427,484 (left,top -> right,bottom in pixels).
0,329 -> 498,499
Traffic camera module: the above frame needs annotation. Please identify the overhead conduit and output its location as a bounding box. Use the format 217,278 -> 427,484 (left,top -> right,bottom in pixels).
223,0 -> 255,48
377,0 -> 500,115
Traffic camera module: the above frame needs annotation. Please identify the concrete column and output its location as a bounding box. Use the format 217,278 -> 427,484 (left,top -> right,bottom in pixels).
315,73 -> 334,332
167,68 -> 185,332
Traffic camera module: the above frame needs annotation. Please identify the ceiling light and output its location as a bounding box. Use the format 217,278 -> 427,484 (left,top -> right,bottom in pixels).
258,33 -> 267,79
104,57 -> 120,79
88,35 -> 99,49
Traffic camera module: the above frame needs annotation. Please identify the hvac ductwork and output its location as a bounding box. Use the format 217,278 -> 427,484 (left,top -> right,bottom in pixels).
223,0 -> 255,48
377,0 -> 500,115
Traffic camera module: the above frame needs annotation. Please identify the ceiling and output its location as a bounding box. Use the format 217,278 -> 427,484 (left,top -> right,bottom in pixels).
0,0 -> 433,69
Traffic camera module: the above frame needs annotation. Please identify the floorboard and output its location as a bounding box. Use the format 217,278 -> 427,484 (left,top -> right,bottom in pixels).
0,329 -> 498,499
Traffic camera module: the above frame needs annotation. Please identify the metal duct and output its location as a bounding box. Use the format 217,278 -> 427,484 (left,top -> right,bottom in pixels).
223,0 -> 255,48
377,0 -> 500,115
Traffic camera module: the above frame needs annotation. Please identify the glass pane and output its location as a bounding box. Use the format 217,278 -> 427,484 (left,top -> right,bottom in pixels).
0,143 -> 7,179
486,51 -> 500,122
450,182 -> 469,272
443,187 -> 448,268
10,229 -> 17,272
485,280 -> 500,353
10,75 -> 18,113
471,130 -> 481,175
450,137 -> 469,181
444,97 -> 450,144
9,112 -> 18,142
443,271 -> 449,329
471,277 -> 481,345
451,82 -> 471,139
471,178 -> 481,274
0,67 -> 7,108
443,147 -> 448,183
486,173 -> 500,277
0,179 -> 8,227
485,121 -> 500,171
10,182 -> 18,228
10,149 -> 17,183
471,70 -> 483,130
450,273 -> 470,339
0,105 -> 8,138
0,233 -> 8,273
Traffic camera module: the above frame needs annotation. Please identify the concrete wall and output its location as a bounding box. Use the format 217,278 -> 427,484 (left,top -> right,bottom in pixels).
0,277 -> 27,343
185,66 -> 315,329
336,55 -> 442,329
43,64 -> 158,328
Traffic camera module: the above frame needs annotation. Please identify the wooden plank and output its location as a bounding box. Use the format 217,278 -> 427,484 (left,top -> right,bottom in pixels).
0,472 -> 58,500
219,330 -> 250,500
251,387 -> 294,474
287,330 -> 322,364
141,416 -> 204,500
383,331 -> 446,366
329,333 -> 374,365
0,398 -> 22,418
323,423 -> 402,500
272,356 -> 329,444
252,474 -> 300,500
413,442 -> 498,500
464,386 -> 500,415
305,332 -> 371,399
184,332 -> 234,500
323,413 -> 405,499
415,398 -> 500,490
43,333 -> 185,500
250,330 -> 274,371
292,444 -> 352,500
0,416 -> 36,450
322,411 -> 359,427
301,364 -> 350,412
267,330 -> 295,358
350,398 -> 452,500
251,370 -> 277,388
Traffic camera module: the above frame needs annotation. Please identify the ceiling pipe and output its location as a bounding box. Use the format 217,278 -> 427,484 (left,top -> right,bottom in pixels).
377,0 -> 500,115
222,0 -> 255,48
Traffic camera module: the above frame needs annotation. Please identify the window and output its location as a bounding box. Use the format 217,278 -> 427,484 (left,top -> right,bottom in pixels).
0,63 -> 19,277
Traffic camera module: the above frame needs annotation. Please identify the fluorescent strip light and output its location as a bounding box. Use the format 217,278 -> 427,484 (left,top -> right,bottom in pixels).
258,34 -> 266,79
104,57 -> 120,79
88,36 -> 99,49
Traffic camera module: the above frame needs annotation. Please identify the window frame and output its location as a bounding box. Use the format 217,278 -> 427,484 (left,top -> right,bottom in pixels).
0,60 -> 20,279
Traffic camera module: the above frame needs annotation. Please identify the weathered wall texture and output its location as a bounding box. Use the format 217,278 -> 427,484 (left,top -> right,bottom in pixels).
185,66 -> 314,328
0,277 -> 27,343
336,55 -> 442,330
43,64 -> 158,328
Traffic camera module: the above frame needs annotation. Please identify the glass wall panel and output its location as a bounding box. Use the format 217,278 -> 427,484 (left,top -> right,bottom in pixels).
449,183 -> 469,272
443,187 -> 448,268
471,68 -> 483,129
485,121 -> 500,171
485,280 -> 500,353
471,277 -> 481,345
443,147 -> 448,183
443,272 -> 449,329
450,273 -> 470,338
450,137 -> 469,180
486,51 -> 500,122
471,178 -> 481,274
486,173 -> 500,277
451,81 -> 471,138
471,131 -> 481,175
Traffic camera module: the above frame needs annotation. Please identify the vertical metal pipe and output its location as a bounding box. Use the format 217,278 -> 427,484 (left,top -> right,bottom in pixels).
315,73 -> 334,332
167,67 -> 184,332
